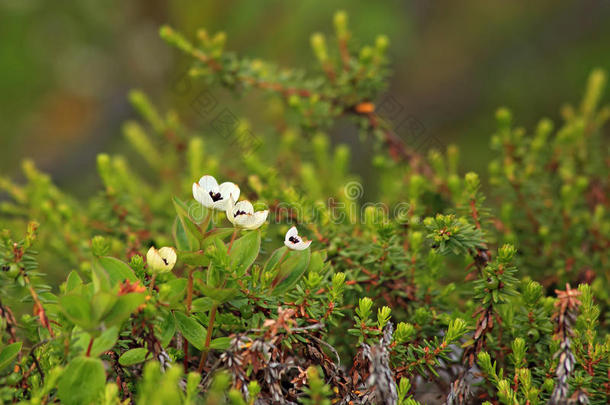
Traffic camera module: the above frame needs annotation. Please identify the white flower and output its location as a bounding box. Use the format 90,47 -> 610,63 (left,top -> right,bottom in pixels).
146,246 -> 177,274
283,226 -> 312,250
226,197 -> 268,230
192,175 -> 240,211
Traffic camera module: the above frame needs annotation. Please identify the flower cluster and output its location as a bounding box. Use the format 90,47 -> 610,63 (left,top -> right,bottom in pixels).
193,175 -> 269,230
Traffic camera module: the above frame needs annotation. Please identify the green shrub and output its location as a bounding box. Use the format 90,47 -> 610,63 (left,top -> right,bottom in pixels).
1,11 -> 608,405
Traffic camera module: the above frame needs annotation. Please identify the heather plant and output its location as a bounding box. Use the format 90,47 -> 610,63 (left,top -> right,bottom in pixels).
0,11 -> 609,405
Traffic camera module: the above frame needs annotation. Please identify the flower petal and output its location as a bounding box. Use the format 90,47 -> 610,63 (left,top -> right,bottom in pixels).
225,197 -> 237,225
211,198 -> 229,211
235,210 -> 268,230
198,175 -> 219,193
146,247 -> 165,272
158,247 -> 177,268
291,240 -> 312,251
219,182 -> 240,202
234,200 -> 254,215
285,226 -> 298,241
193,182 -> 213,207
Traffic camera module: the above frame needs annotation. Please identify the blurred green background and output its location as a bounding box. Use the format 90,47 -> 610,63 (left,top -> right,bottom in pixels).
1,0 -> 609,194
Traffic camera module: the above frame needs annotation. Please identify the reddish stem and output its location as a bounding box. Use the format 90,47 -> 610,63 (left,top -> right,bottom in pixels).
197,304 -> 218,373
86,337 -> 95,357
227,228 -> 238,253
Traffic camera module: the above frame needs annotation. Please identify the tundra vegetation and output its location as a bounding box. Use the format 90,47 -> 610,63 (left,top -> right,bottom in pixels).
0,11 -> 608,405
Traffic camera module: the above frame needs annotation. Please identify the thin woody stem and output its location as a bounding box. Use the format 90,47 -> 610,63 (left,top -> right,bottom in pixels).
24,274 -> 55,337
195,226 -> 236,373
149,273 -> 157,293
86,337 -> 95,357
227,228 -> 239,253
197,304 -> 218,373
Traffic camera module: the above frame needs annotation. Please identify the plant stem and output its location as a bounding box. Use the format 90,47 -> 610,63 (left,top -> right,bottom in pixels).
186,269 -> 195,311
271,248 -> 290,288
149,273 -> 157,293
227,228 -> 239,253
183,268 -> 195,371
86,337 -> 95,357
197,304 -> 218,373
24,274 -> 55,337
200,210 -> 212,233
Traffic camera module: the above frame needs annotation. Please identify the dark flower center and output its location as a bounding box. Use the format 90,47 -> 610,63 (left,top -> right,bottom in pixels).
162,258 -> 168,265
288,236 -> 300,244
234,210 -> 247,217
209,191 -> 223,202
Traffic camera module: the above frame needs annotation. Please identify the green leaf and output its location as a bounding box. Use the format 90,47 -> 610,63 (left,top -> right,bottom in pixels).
202,227 -> 235,244
210,337 -> 231,350
178,250 -> 209,267
199,283 -> 239,304
91,292 -> 117,323
161,278 -> 188,304
191,297 -> 214,314
173,197 -> 201,251
92,256 -> 137,289
57,356 -> 105,405
263,246 -> 287,272
60,295 -> 95,331
0,342 -> 22,372
307,251 -> 326,274
229,230 -> 260,276
174,311 -> 207,350
271,249 -> 310,296
65,271 -> 83,292
159,312 -> 176,347
101,293 -> 145,327
119,348 -> 149,366
89,326 -> 119,357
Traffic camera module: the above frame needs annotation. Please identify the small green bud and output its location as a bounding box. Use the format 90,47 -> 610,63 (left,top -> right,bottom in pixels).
575,176 -> 589,191
6,264 -> 20,278
359,46 -> 373,62
357,297 -> 374,320
526,328 -> 540,342
498,244 -> 516,262
333,10 -> 348,38
91,236 -> 110,257
542,378 -> 555,392
409,231 -> 423,251
375,35 -> 389,53
477,351 -> 492,372
464,172 -> 480,192
248,380 -> 261,399
310,33 -> 328,63
511,337 -> 526,367
377,306 -> 392,329
288,94 -> 300,107
495,107 -> 512,128
394,322 -> 415,344
538,225 -> 550,238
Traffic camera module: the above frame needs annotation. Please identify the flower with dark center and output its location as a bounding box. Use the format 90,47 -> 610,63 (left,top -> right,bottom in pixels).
193,175 -> 240,211
284,226 -> 312,250
146,246 -> 177,274
226,197 -> 268,230
209,191 -> 223,202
